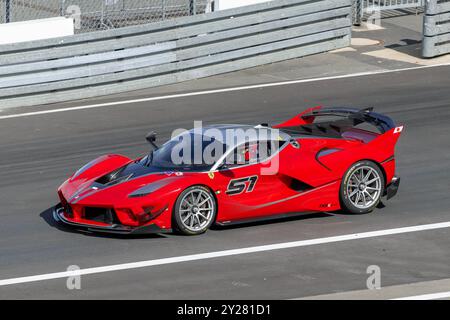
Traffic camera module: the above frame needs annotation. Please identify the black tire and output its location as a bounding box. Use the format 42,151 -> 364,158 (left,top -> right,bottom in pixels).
340,160 -> 385,214
173,185 -> 217,235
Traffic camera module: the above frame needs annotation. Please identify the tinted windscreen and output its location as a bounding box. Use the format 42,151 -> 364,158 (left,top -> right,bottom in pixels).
141,133 -> 226,171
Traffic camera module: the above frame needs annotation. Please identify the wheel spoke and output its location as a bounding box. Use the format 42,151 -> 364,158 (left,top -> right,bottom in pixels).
366,177 -> 380,185
363,170 -> 372,182
198,198 -> 210,206
349,189 -> 358,197
195,191 -> 203,204
355,192 -> 361,204
364,191 -> 374,201
182,199 -> 192,208
196,215 -> 202,227
198,212 -> 208,220
182,213 -> 192,223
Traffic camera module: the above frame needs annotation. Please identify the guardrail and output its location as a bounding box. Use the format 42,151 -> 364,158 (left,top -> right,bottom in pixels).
423,0 -> 450,57
0,0 -> 352,108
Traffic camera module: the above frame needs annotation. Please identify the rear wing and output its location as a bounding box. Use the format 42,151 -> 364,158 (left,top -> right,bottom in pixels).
301,107 -> 396,134
274,106 -> 400,137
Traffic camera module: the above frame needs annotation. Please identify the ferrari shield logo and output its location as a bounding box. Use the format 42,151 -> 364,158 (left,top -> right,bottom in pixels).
208,172 -> 215,179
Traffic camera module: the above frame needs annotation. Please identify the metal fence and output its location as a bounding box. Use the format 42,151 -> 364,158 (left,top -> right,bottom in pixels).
0,0 -> 352,108
0,0 -> 208,32
423,0 -> 450,57
352,0 -> 424,24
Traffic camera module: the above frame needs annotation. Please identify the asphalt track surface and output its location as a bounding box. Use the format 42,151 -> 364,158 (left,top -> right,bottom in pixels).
0,65 -> 449,299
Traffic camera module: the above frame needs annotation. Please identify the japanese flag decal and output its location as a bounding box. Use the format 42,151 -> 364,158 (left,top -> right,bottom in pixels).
394,126 -> 404,134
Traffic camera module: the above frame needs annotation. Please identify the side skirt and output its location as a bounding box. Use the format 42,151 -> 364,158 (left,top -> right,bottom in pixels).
215,211 -> 320,227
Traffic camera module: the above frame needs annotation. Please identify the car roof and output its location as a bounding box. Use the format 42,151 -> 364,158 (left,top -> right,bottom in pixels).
182,124 -> 292,146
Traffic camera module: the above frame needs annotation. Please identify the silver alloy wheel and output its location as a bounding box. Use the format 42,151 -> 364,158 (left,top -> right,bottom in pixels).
179,188 -> 215,232
346,165 -> 382,209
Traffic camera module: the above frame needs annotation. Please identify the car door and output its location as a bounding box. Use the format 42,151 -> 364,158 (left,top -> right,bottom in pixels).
214,140 -> 295,222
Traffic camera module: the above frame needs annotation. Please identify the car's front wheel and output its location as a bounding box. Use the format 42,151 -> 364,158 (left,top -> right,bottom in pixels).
173,185 -> 217,235
340,160 -> 384,214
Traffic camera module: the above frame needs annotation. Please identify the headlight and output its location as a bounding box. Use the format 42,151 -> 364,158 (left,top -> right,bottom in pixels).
128,178 -> 176,198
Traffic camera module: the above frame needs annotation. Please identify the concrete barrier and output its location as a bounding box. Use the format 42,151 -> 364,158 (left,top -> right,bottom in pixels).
0,0 -> 352,108
423,0 -> 450,58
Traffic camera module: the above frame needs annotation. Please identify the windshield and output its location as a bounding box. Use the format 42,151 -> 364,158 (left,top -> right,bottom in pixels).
139,133 -> 226,171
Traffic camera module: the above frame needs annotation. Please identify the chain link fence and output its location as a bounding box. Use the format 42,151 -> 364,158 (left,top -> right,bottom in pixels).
0,0 -> 209,33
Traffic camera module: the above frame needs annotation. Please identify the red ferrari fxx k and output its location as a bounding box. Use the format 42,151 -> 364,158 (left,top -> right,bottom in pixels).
54,107 -> 403,235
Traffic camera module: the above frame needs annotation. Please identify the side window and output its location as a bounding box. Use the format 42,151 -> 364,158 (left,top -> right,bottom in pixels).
225,140 -> 285,168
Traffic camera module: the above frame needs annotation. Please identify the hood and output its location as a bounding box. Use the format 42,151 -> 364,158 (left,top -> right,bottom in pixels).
94,161 -> 164,186
59,155 -> 188,206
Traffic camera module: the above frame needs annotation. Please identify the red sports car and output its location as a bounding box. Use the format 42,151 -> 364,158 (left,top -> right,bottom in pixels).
54,107 -> 403,235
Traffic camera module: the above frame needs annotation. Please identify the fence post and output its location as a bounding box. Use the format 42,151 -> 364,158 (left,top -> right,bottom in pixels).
59,0 -> 66,16
422,0 -> 437,57
352,0 -> 363,26
208,0 -> 215,12
5,0 -> 11,23
190,0 -> 197,15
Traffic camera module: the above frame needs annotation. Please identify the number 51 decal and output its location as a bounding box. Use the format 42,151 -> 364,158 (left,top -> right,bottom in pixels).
226,176 -> 258,195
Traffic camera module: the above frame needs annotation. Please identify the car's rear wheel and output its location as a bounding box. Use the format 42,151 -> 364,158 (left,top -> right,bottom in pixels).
173,185 -> 217,235
340,160 -> 384,214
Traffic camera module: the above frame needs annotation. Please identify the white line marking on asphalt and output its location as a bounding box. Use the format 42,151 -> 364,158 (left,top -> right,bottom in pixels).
392,291 -> 450,300
1,221 -> 450,287
1,63 -> 450,121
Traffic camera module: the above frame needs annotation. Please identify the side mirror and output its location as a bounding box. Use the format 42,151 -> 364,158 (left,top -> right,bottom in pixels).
145,131 -> 158,149
218,162 -> 227,170
218,161 -> 232,171
146,131 -> 156,143
217,163 -> 234,177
